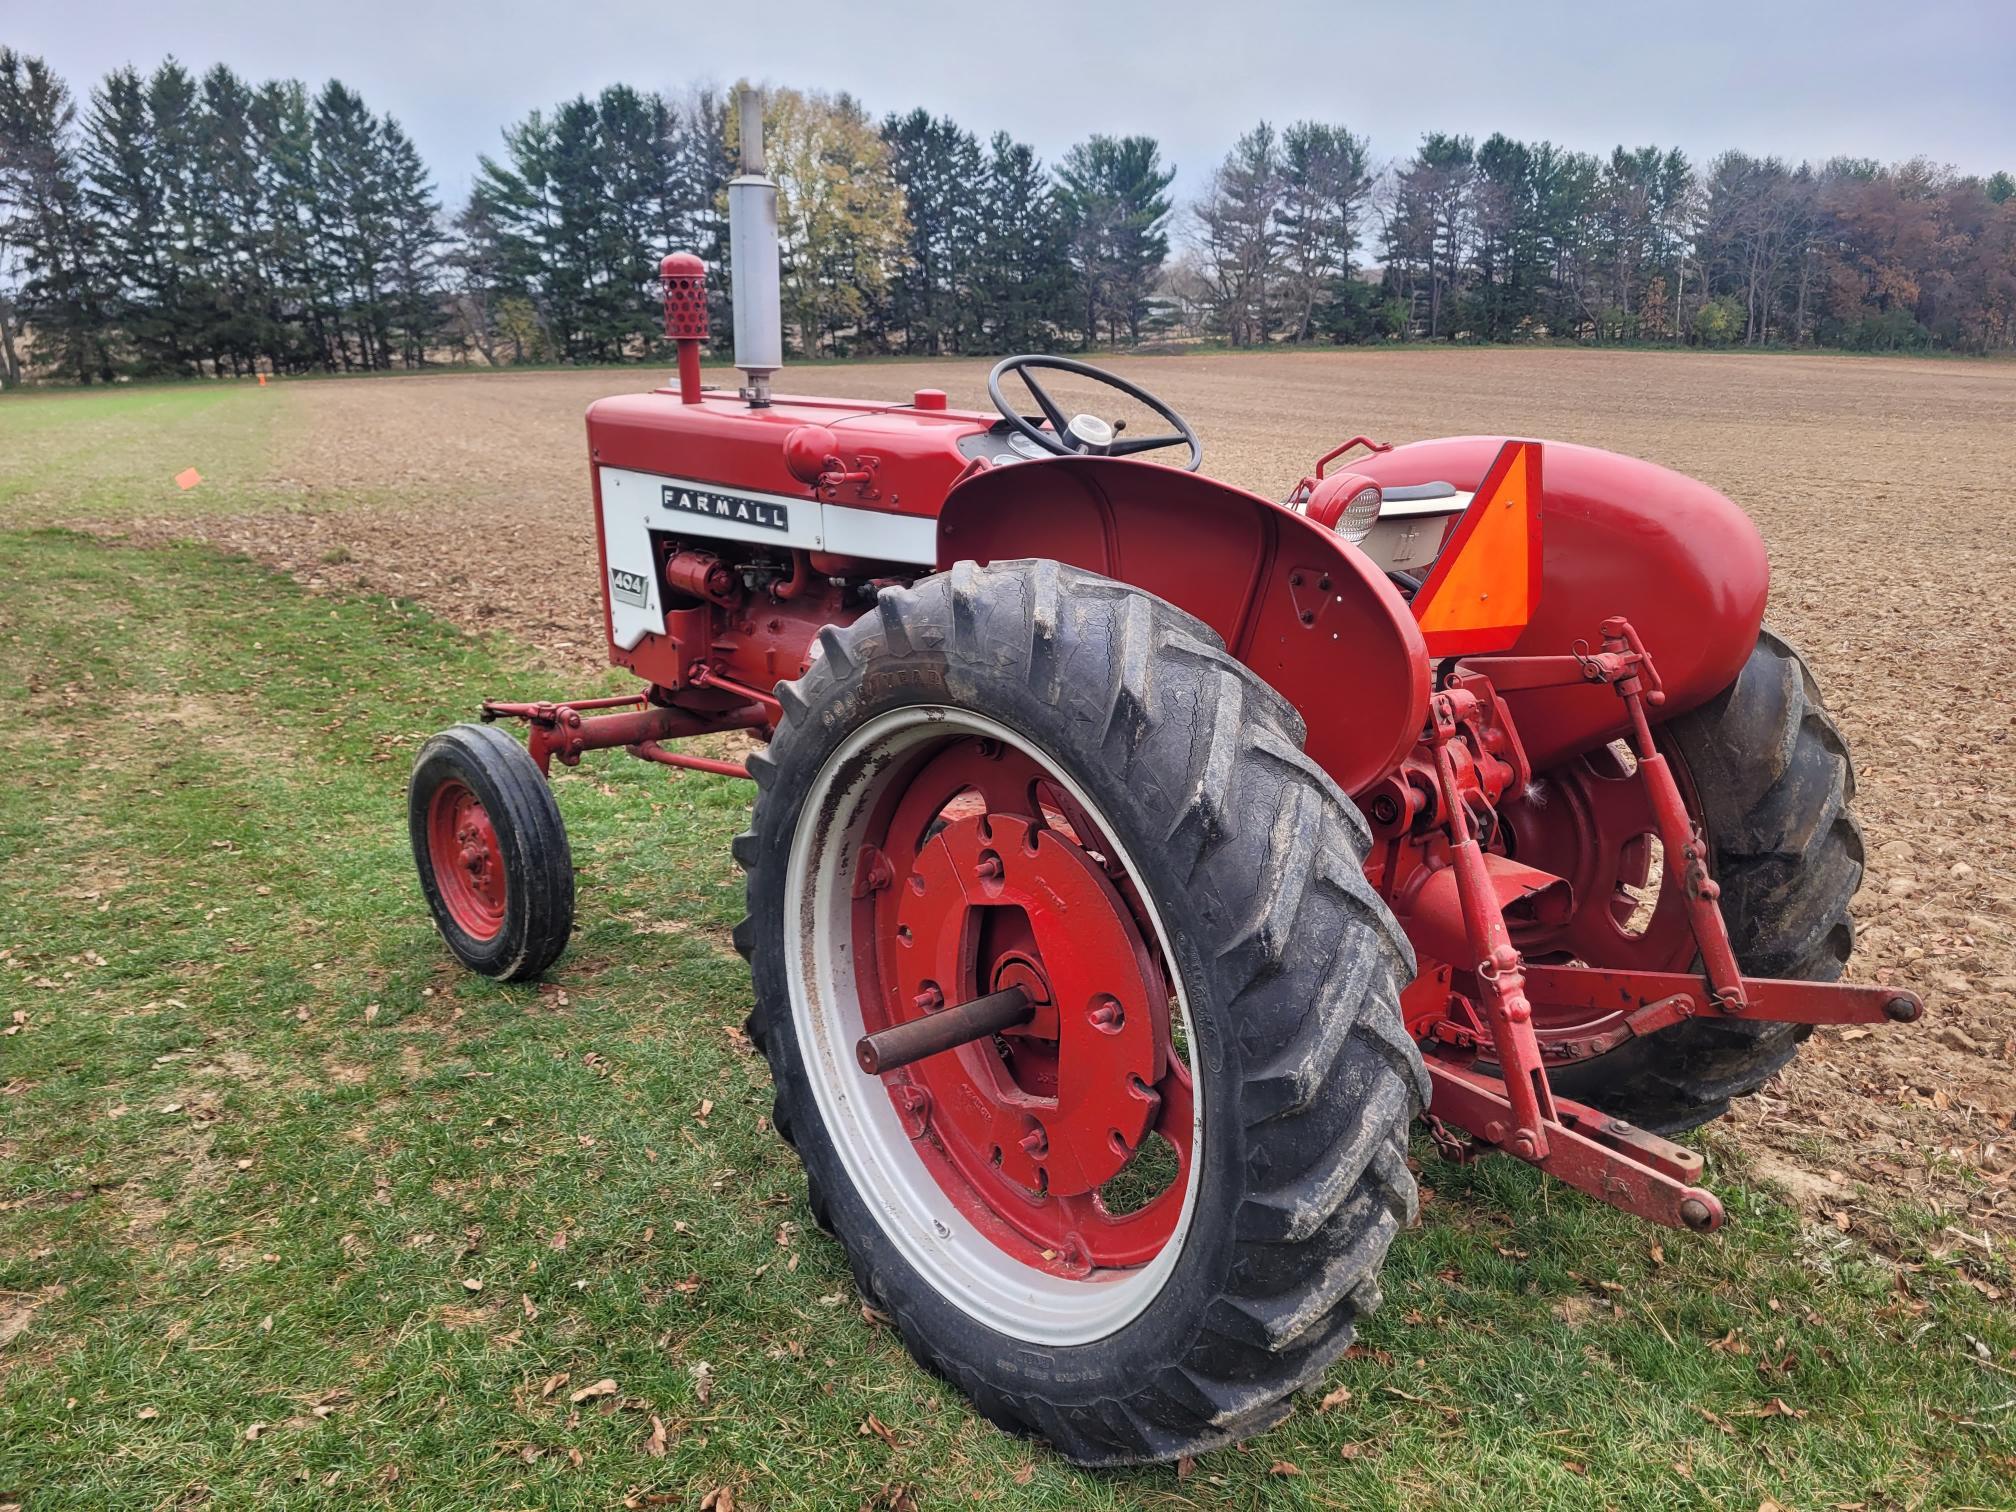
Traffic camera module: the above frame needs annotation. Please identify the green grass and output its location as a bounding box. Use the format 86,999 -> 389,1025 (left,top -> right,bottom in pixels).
2,530 -> 2012,1510
0,384 -> 284,526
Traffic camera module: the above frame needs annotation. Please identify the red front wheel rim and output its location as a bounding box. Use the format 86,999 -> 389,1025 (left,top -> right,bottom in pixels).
427,779 -> 507,940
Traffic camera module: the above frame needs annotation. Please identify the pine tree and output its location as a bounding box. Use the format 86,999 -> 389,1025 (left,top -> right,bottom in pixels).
471,110 -> 562,358
379,117 -> 442,367
1194,122 -> 1283,346
1057,134 -> 1174,346
84,66 -> 177,371
445,191 -> 506,363
970,132 -> 1070,354
589,84 -> 673,359
1469,133 -> 1537,339
881,110 -> 983,354
1383,133 -> 1476,338
195,64 -> 267,374
1276,121 -> 1370,342
248,79 -> 320,371
0,49 -> 105,384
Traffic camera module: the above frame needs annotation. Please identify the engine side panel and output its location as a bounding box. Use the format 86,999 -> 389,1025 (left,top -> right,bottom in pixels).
585,387 -> 993,686
1353,437 -> 1770,772
938,457 -> 1430,797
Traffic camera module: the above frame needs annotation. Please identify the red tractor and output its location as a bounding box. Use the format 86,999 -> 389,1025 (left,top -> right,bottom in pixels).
408,96 -> 1921,1465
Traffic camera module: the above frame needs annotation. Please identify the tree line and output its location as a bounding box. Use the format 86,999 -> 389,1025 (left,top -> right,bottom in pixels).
3,48 -> 2013,386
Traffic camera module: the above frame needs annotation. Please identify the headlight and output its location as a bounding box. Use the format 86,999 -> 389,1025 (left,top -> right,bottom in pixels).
1333,485 -> 1383,545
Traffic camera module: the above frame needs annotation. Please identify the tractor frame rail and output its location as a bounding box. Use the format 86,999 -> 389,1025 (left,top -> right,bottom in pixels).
1414,617 -> 1923,1231
481,689 -> 764,780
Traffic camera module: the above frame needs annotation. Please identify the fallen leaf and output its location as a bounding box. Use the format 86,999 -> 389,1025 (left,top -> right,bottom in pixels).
136,1407 -> 159,1421
1175,1455 -> 1196,1480
461,1277 -> 483,1293
1339,1442 -> 1365,1460
1319,1385 -> 1352,1410
569,1378 -> 618,1405
244,1423 -> 267,1441
699,1488 -> 734,1511
1269,1460 -> 1301,1477
643,1415 -> 668,1457
860,1412 -> 900,1448
541,1372 -> 569,1399
690,1361 -> 713,1403
258,1314 -> 273,1334
1011,1464 -> 1035,1485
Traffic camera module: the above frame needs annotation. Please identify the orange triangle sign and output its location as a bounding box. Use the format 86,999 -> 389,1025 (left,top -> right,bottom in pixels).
1411,440 -> 1542,655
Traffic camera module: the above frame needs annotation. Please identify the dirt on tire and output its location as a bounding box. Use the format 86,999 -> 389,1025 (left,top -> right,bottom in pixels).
93,347 -> 2016,1246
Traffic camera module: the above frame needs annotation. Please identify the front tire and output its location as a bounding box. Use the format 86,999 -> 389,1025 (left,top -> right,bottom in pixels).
409,722 -> 574,981
734,560 -> 1425,1465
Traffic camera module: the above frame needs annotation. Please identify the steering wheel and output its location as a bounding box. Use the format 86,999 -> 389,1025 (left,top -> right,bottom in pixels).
987,355 -> 1203,472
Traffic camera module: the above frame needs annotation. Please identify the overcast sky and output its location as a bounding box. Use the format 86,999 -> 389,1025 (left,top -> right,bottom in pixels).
13,0 -> 2015,209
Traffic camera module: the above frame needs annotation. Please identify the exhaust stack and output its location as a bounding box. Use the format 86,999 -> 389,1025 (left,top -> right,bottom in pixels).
728,87 -> 782,407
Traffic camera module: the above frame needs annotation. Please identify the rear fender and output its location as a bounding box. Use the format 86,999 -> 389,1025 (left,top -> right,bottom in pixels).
1352,437 -> 1769,772
937,457 -> 1429,796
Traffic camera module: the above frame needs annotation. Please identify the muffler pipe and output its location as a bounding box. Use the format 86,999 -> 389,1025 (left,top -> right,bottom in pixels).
727,86 -> 782,406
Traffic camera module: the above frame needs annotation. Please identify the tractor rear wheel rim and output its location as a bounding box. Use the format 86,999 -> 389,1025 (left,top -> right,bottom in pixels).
785,708 -> 1203,1346
427,779 -> 507,940
1502,736 -> 1708,1047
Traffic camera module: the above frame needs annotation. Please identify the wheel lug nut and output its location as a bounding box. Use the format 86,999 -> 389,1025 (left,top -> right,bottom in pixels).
1088,996 -> 1124,1032
1020,1127 -> 1047,1159
913,985 -> 944,1013
975,854 -> 1003,882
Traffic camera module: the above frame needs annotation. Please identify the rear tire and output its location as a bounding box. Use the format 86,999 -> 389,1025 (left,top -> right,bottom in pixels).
409,722 -> 574,981
735,560 -> 1425,1465
1551,628 -> 1863,1132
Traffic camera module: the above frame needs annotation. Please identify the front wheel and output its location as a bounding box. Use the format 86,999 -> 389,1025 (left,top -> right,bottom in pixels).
735,560 -> 1424,1465
409,722 -> 574,980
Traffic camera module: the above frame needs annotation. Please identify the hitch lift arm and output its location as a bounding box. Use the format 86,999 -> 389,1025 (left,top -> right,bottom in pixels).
1419,618 -> 1923,1232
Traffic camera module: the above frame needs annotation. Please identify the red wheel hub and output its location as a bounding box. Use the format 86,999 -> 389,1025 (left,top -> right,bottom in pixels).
427,779 -> 506,940
1497,739 -> 1707,1046
854,739 -> 1193,1275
